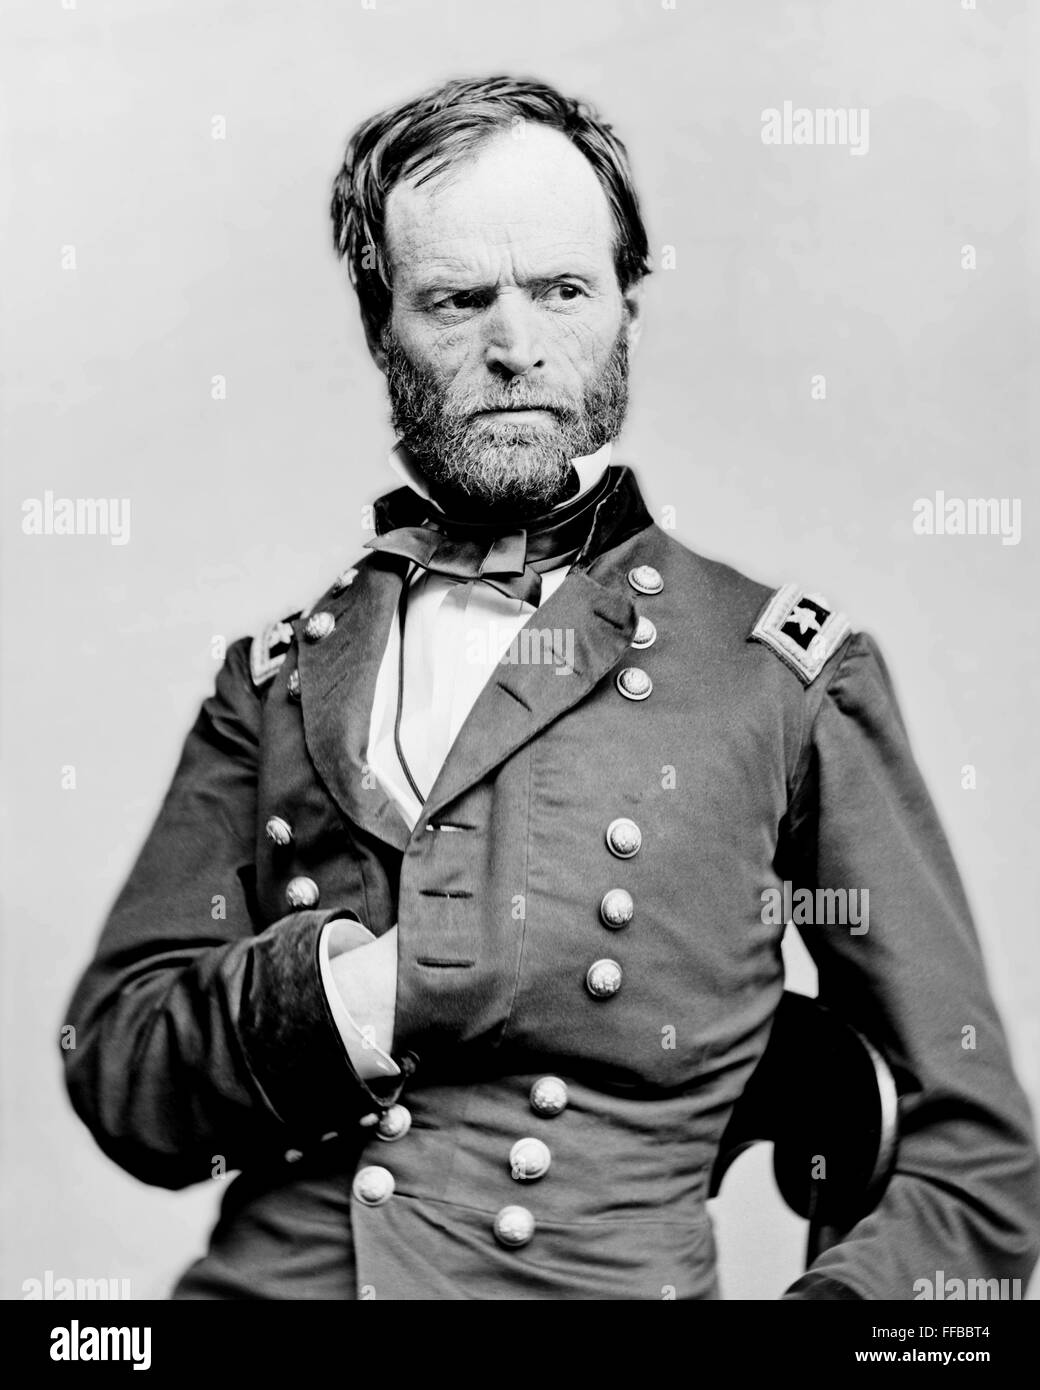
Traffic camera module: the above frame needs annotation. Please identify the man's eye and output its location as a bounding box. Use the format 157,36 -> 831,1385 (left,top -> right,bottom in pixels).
437,290 -> 485,311
544,283 -> 584,304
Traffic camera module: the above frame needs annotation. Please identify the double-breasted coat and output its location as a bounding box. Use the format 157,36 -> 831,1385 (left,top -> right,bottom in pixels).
63,467 -> 1040,1300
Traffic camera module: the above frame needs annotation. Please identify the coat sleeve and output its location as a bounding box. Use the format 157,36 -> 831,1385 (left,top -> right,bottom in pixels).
777,631 -> 1040,1300
62,637 -> 386,1190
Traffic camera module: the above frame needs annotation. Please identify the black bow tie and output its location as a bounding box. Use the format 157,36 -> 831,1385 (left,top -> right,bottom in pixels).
365,468 -> 616,606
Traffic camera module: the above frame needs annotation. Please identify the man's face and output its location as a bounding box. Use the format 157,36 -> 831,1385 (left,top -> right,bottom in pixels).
376,124 -> 642,517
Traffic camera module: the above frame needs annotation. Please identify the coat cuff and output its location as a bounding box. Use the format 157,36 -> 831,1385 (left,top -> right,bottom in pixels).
236,907 -> 401,1133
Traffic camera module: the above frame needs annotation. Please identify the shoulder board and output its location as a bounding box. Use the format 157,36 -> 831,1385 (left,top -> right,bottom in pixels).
749,583 -> 851,686
249,612 -> 302,688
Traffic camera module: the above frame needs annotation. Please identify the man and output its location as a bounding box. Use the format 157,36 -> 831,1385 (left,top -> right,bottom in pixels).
63,75 -> 1040,1301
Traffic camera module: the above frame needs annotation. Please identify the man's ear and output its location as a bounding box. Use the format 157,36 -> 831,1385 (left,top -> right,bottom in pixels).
364,313 -> 389,374
621,279 -> 645,352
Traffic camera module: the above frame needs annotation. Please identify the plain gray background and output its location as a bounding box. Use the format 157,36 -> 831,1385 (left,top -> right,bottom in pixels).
2,0 -> 1037,1299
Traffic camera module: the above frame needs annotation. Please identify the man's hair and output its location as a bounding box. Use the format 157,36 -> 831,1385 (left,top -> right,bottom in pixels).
330,75 -> 652,340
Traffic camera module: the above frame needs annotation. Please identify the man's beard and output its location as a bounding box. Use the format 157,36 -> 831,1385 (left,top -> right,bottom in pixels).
382,327 -> 630,520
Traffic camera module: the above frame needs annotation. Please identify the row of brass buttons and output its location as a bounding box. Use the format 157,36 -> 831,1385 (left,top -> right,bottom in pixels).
586,820 -> 642,1001
492,1076 -> 570,1248
264,812 -> 320,911
615,565 -> 662,702
583,564 -> 664,999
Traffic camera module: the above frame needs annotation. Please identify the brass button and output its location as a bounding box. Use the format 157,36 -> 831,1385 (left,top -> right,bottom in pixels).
287,669 -> 301,700
285,876 -> 319,910
493,1205 -> 536,1248
586,959 -> 623,999
330,567 -> 358,594
509,1137 -> 552,1182
264,816 -> 294,847
616,667 -> 653,701
600,888 -> 634,930
606,818 -> 641,858
529,1076 -> 568,1118
628,565 -> 663,595
631,615 -> 657,649
376,1104 -> 412,1143
352,1165 -> 395,1206
305,611 -> 335,641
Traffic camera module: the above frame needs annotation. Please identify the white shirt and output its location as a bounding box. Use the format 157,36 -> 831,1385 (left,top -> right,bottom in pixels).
319,441 -> 613,1082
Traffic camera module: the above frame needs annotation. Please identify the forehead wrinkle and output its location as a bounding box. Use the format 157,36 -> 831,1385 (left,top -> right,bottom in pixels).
388,212 -> 607,262
407,233 -> 605,266
390,224 -> 612,292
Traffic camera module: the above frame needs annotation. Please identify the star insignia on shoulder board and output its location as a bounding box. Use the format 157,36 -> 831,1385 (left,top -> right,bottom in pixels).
787,604 -> 822,638
749,583 -> 851,685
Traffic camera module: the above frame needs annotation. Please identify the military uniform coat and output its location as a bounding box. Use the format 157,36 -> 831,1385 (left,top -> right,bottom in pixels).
63,467 -> 1040,1300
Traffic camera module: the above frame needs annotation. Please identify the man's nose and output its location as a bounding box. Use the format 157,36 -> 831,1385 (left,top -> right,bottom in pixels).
483,292 -> 545,379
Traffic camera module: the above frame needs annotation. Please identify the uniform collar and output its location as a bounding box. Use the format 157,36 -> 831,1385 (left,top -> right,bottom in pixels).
372,463 -> 652,577
387,440 -> 614,515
